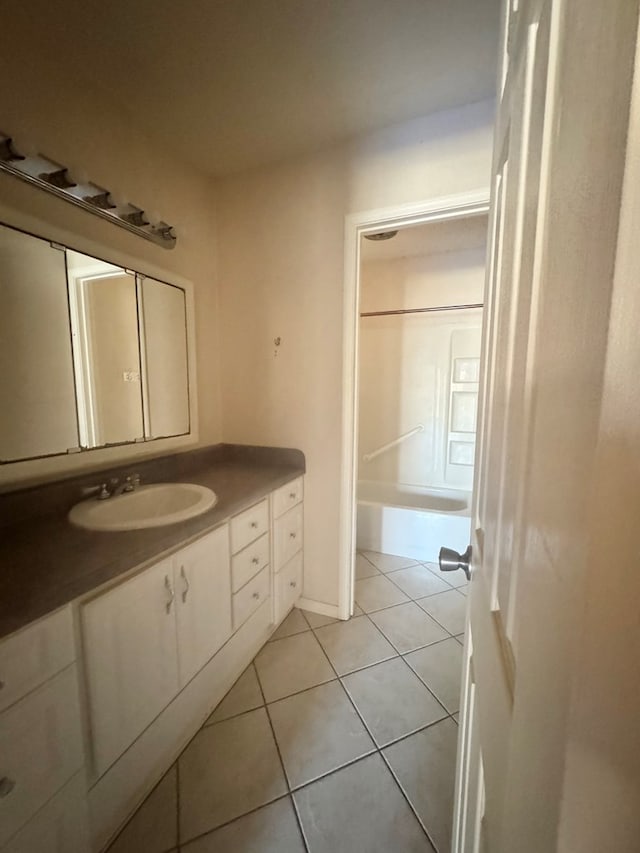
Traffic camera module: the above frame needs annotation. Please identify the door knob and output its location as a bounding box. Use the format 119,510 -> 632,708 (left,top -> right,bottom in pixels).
439,545 -> 472,581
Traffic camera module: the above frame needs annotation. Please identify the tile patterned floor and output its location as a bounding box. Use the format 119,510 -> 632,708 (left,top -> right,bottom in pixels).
107,554 -> 467,853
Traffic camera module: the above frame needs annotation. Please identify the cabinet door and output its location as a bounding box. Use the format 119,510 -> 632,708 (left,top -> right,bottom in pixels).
0,666 -> 84,847
2,772 -> 90,853
175,526 -> 232,687
81,557 -> 179,778
275,552 -> 303,625
273,503 -> 303,571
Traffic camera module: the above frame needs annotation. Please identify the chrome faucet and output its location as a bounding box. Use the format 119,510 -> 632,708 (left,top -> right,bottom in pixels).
109,474 -> 141,497
86,473 -> 141,500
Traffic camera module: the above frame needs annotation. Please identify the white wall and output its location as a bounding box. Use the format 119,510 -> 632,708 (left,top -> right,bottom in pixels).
0,31 -> 221,484
217,100 -> 495,607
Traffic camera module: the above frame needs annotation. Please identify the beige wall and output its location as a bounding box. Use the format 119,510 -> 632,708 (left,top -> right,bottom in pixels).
0,31 -> 221,483
216,100 -> 495,607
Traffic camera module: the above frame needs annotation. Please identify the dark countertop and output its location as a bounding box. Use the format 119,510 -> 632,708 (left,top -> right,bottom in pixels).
0,444 -> 305,640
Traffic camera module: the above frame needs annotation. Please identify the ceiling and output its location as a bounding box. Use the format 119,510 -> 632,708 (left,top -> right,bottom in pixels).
361,214 -> 489,262
10,0 -> 501,177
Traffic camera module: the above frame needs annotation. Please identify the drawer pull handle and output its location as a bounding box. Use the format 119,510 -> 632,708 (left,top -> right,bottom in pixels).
251,556 -> 260,565
0,777 -> 15,798
180,565 -> 190,603
250,521 -> 258,529
0,680 -> 4,690
252,591 -> 261,600
289,532 -> 297,539
289,580 -> 297,589
164,575 -> 175,614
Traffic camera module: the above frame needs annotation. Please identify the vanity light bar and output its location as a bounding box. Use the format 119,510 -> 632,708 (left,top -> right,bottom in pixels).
0,133 -> 177,250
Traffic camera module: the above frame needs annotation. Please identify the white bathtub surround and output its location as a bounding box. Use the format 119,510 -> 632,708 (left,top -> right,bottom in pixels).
356,481 -> 471,563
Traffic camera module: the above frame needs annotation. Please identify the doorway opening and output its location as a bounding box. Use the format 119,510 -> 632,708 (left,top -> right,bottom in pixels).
339,191 -> 490,620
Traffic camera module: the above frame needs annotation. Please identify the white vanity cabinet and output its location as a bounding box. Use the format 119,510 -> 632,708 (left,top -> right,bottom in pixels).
0,607 -> 89,852
81,525 -> 231,779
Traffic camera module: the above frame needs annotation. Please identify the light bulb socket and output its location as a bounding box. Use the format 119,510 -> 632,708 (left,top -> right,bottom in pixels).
0,138 -> 25,163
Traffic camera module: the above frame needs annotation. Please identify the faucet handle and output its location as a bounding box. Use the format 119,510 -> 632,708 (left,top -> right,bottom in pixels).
122,473 -> 141,492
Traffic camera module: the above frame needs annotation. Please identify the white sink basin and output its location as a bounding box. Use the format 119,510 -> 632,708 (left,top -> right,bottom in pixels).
68,483 -> 218,531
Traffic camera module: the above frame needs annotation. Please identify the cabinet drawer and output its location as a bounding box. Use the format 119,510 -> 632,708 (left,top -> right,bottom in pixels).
230,499 -> 269,554
0,665 -> 84,847
231,533 -> 270,593
274,503 -> 303,570
276,552 -> 303,623
272,476 -> 303,519
0,607 -> 74,714
232,566 -> 270,631
2,772 -> 90,853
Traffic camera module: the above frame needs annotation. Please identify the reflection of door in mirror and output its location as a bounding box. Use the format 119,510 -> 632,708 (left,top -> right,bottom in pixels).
66,251 -> 144,447
0,224 -> 80,462
139,277 -> 189,439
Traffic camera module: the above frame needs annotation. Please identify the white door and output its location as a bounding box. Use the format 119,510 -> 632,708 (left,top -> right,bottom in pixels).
448,1 -> 640,851
175,526 -> 232,687
81,557 -> 180,777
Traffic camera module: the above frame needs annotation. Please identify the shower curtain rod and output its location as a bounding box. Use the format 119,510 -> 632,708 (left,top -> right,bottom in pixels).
360,302 -> 483,318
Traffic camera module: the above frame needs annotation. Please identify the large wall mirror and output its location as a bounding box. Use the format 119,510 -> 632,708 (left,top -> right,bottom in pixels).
0,221 -> 191,464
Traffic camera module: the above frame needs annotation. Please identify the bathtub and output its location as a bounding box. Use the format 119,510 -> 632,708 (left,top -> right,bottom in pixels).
356,480 -> 471,563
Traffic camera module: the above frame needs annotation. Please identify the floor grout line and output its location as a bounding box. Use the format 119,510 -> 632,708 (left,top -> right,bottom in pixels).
379,748 -> 440,853
252,657 -> 311,853
175,756 -> 181,851
304,618 -> 438,848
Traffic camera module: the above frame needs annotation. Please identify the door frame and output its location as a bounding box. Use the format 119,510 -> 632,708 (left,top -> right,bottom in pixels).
337,188 -> 491,620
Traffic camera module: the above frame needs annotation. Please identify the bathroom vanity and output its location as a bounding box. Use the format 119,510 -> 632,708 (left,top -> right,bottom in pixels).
0,444 -> 305,852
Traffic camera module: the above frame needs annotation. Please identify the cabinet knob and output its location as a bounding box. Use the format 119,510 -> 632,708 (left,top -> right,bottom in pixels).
289,532 -> 296,539
289,492 -> 297,499
250,521 -> 258,529
251,556 -> 260,565
289,580 -> 297,589
252,591 -> 260,600
0,777 -> 15,798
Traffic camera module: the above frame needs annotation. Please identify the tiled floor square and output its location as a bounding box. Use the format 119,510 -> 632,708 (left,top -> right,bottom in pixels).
314,615 -> 397,675
404,638 -> 463,713
355,552 -> 380,579
417,590 -> 468,636
424,561 -> 468,589
383,719 -> 458,853
178,708 -> 287,842
354,575 -> 410,613
207,664 -> 264,724
389,565 -> 451,599
369,602 -> 449,653
107,765 -> 177,853
362,551 -> 420,573
254,631 -> 335,702
342,657 -> 447,746
302,609 -> 339,629
181,796 -> 305,853
294,753 -> 435,853
269,607 -> 310,641
268,680 -> 375,787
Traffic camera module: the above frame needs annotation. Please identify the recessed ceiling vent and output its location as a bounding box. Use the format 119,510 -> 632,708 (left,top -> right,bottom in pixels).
364,230 -> 398,241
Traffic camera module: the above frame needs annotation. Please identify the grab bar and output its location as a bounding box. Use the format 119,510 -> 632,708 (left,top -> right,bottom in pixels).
362,424 -> 424,463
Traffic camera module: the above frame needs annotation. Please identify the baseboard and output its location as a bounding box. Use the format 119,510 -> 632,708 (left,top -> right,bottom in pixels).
297,597 -> 341,619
